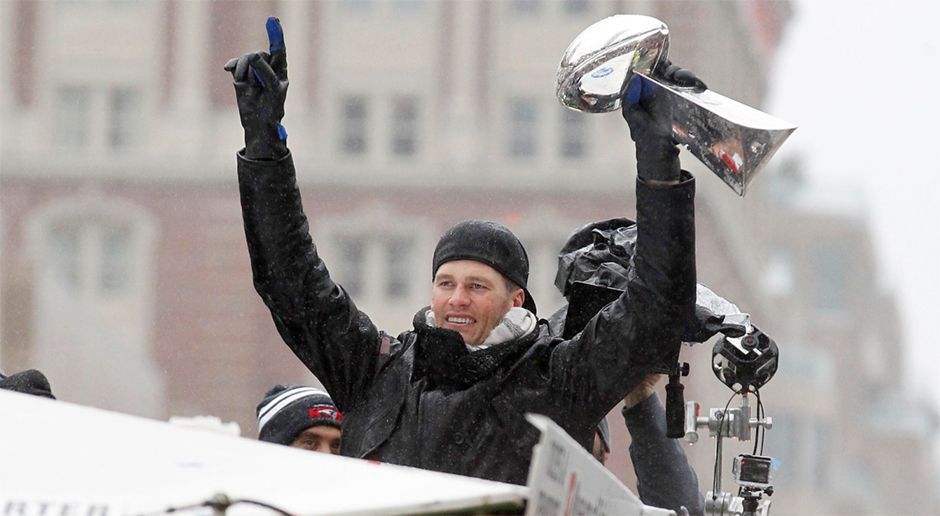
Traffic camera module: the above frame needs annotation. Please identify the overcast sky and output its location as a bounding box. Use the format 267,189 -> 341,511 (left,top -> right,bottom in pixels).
765,0 -> 940,406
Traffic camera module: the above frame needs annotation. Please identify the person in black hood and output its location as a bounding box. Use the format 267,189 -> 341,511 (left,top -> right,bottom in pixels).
225,18 -> 699,485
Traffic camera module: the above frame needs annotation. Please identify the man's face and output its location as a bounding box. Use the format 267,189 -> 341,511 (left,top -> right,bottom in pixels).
431,260 -> 524,347
289,425 -> 342,454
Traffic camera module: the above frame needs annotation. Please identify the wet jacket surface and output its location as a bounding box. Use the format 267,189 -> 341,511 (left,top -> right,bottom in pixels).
237,151 -> 696,485
547,306 -> 703,513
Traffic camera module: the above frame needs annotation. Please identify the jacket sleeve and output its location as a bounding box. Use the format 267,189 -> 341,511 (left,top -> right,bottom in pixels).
624,394 -> 704,516
548,173 -> 696,422
237,151 -> 382,411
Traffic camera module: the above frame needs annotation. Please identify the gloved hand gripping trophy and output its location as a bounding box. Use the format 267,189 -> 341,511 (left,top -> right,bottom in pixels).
224,17 -> 290,161
621,60 -> 707,184
557,14 -> 795,195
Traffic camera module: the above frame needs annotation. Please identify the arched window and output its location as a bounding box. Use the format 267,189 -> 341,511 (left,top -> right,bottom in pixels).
317,203 -> 434,332
27,195 -> 164,417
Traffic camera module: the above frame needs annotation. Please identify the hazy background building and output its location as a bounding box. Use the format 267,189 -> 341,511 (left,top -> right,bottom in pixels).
1,1 -> 935,513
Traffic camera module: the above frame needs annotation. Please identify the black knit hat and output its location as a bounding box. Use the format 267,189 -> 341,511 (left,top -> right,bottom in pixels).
256,385 -> 342,446
0,369 -> 56,400
432,219 -> 537,314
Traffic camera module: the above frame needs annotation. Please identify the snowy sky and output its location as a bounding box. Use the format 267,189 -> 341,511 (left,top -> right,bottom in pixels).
765,0 -> 940,406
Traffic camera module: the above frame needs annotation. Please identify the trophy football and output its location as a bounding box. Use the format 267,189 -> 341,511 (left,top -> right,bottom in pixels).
556,15 -> 797,196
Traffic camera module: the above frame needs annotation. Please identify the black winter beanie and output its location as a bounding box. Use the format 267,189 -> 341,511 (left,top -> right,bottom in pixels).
256,385 -> 342,446
432,219 -> 537,315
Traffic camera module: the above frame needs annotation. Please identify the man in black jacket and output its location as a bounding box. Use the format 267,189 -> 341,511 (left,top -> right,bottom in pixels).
226,18 -> 698,485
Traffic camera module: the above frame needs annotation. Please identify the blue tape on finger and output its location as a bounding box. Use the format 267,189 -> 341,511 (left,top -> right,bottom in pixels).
277,124 -> 288,141
625,76 -> 656,105
267,17 -> 284,53
625,76 -> 643,105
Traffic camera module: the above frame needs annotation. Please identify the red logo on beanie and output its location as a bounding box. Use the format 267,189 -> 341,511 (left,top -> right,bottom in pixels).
309,405 -> 342,422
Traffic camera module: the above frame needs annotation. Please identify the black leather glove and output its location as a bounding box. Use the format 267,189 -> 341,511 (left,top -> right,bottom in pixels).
223,17 -> 289,161
620,60 -> 706,183
655,58 -> 707,91
621,74 -> 680,183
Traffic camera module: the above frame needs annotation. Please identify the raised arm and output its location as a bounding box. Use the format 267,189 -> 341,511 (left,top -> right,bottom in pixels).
226,18 -> 383,411
549,67 -> 698,422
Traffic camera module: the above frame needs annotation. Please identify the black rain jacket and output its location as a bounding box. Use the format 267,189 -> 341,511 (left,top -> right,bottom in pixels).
237,151 -> 696,485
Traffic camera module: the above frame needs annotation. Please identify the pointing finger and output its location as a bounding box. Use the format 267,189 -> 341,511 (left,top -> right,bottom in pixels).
266,16 -> 288,81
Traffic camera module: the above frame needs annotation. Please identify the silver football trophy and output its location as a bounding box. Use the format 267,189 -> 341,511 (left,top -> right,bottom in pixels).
557,15 -> 796,196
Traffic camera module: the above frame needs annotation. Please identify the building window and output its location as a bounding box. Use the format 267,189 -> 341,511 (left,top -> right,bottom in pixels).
54,85 -> 91,148
336,238 -> 365,296
53,83 -> 142,151
520,236 -> 567,315
779,344 -> 834,395
560,108 -> 586,158
49,222 -> 82,290
392,0 -> 425,12
767,414 -> 830,490
341,0 -> 373,12
510,0 -> 541,14
385,239 -> 413,299
328,230 -> 421,304
341,96 -> 369,155
509,98 -> 538,158
390,96 -> 419,157
812,421 -> 831,489
108,87 -> 141,149
101,224 -> 133,294
767,415 -> 797,487
31,201 -> 163,418
563,0 -> 590,14
764,246 -> 794,296
45,218 -> 134,298
813,244 -> 849,311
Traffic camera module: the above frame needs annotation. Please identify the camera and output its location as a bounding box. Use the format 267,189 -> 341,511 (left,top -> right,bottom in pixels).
733,454 -> 773,489
712,327 -> 778,391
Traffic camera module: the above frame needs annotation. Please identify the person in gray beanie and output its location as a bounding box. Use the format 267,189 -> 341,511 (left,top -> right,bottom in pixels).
256,385 -> 342,454
228,18 -> 698,484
